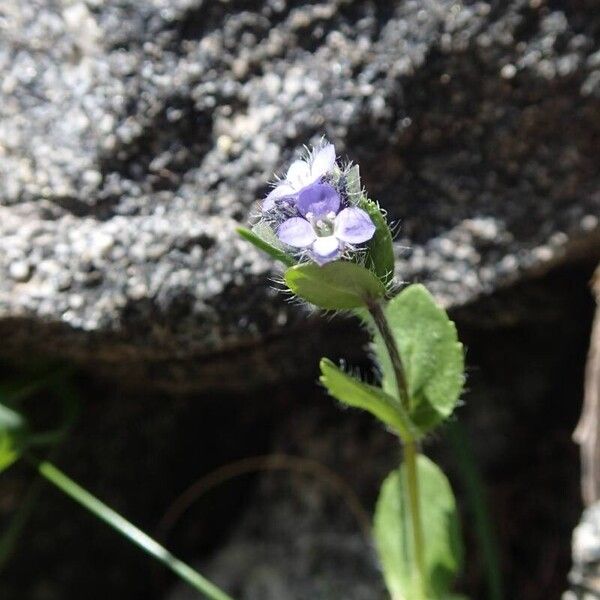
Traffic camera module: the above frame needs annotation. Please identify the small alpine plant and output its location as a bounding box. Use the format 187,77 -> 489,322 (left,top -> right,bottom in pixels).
0,140 -> 466,600
239,140 -> 467,600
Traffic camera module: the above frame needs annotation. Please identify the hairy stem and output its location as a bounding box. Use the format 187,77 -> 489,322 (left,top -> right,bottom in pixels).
368,300 -> 428,599
29,457 -> 235,600
368,300 -> 410,410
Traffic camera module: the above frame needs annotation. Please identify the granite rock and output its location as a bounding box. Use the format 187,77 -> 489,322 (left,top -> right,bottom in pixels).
1,0 -> 599,388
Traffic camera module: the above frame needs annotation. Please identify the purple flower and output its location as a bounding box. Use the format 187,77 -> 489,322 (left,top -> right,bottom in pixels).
263,143 -> 336,211
277,182 -> 376,265
258,139 -> 377,265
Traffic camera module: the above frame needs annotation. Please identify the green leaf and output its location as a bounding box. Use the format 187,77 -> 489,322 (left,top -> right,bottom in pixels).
373,455 -> 463,600
285,261 -> 386,310
251,221 -> 286,251
372,284 -> 464,433
345,164 -> 362,199
341,163 -> 394,285
237,225 -> 295,267
0,403 -> 28,473
358,197 -> 395,286
34,460 -> 235,600
319,358 -> 419,440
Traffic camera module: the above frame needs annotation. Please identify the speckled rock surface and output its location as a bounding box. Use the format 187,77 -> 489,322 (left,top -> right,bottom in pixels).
1,0 -> 599,385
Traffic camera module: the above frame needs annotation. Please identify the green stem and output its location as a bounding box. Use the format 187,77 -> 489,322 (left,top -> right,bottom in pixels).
403,441 -> 427,600
368,300 -> 410,412
368,300 -> 428,599
30,457 -> 235,600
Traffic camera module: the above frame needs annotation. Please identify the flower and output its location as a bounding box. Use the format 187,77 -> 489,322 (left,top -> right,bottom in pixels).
262,143 -> 336,211
258,139 -> 377,265
277,182 -> 376,265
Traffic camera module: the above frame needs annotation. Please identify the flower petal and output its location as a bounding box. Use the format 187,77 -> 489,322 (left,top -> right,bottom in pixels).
263,183 -> 296,211
277,217 -> 316,248
334,207 -> 376,244
311,235 -> 340,264
297,183 -> 340,219
310,143 -> 336,180
286,160 -> 312,190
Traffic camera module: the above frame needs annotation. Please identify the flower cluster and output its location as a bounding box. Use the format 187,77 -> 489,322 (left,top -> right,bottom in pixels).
262,143 -> 376,265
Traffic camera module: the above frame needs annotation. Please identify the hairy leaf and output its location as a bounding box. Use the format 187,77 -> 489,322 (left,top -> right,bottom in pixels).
237,225 -> 295,267
374,455 -> 463,599
372,284 -> 464,433
285,261 -> 386,309
320,358 -> 419,440
345,164 -> 362,199
358,197 -> 395,285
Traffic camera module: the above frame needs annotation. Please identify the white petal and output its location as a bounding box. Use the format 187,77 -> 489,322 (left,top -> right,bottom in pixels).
286,160 -> 312,190
312,235 -> 340,258
310,144 -> 336,180
277,218 -> 316,248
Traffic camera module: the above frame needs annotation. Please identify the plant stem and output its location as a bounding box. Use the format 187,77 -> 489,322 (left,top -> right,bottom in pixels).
403,440 -> 427,599
368,301 -> 410,411
30,457 -> 235,600
368,300 -> 428,599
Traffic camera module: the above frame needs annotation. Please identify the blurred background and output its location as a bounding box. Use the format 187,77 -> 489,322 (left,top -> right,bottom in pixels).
1,1 -> 599,598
